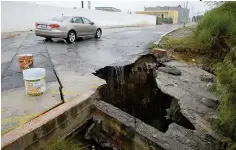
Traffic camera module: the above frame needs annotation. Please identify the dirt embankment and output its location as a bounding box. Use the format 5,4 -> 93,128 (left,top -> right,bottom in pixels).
153,26 -> 219,73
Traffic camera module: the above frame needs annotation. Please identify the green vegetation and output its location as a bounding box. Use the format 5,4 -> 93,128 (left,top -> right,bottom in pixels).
213,47 -> 236,143
154,2 -> 236,69
192,15 -> 203,22
152,2 -> 236,149
156,17 -> 173,24
148,43 -> 158,51
161,36 -> 201,53
154,26 -> 219,72
195,3 -> 236,145
195,2 -> 236,59
45,139 -> 89,150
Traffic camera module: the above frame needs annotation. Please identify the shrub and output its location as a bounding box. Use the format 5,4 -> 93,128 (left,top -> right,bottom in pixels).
157,17 -> 173,24
194,3 -> 236,147
195,2 -> 236,59
166,17 -> 173,24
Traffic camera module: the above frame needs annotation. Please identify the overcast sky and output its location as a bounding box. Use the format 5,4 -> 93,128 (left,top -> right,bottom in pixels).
36,1 -> 211,17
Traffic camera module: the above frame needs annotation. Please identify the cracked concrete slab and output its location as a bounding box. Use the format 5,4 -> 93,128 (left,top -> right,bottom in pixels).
95,101 -> 222,150
56,71 -> 105,101
156,60 -> 220,139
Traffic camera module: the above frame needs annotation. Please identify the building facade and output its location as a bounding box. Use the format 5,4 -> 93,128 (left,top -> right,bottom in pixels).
136,6 -> 189,24
95,7 -> 121,12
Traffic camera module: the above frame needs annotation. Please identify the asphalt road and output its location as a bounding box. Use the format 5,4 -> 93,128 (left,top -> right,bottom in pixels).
1,25 -> 180,92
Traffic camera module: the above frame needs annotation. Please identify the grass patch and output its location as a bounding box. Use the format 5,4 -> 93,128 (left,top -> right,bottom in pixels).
164,37 -> 200,53
195,2 -> 236,58
45,139 -> 89,150
213,47 -> 236,142
154,28 -> 219,72
148,43 -> 158,51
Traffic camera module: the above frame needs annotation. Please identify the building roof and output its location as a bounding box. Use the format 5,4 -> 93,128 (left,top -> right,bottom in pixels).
95,7 -> 118,8
144,6 -> 189,11
95,7 -> 121,11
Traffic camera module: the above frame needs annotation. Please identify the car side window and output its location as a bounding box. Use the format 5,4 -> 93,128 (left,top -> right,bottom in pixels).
71,17 -> 83,23
82,18 -> 91,24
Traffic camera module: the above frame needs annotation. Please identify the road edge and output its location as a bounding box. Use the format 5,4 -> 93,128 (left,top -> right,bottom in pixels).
153,23 -> 196,45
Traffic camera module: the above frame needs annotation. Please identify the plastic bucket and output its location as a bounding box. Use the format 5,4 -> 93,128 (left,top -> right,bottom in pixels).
18,54 -> 34,72
23,68 -> 46,96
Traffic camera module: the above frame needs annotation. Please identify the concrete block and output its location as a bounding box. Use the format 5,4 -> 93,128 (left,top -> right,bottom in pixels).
1,82 -> 61,135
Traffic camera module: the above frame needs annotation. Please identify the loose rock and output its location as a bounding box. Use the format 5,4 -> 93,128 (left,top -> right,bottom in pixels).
158,66 -> 182,76
200,74 -> 215,82
200,97 -> 219,109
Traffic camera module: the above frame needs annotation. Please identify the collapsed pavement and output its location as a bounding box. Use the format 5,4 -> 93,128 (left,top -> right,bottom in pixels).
1,53 -> 225,150
90,54 -> 223,150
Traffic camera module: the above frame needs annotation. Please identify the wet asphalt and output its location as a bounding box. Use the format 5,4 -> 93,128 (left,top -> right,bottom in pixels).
1,25 -> 180,91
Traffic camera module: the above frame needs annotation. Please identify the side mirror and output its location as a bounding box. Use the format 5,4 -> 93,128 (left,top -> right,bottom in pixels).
90,22 -> 94,25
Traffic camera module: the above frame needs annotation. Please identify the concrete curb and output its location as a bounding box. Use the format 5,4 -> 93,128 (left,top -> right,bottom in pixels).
102,24 -> 155,29
153,23 -> 196,45
153,25 -> 182,45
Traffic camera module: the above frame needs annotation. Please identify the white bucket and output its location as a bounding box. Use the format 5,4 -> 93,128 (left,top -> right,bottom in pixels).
23,68 -> 46,96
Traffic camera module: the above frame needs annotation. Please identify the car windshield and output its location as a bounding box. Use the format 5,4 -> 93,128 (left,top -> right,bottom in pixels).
50,16 -> 68,22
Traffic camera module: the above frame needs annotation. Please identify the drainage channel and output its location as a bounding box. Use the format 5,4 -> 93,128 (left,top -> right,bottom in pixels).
44,108 -> 164,150
44,118 -> 99,150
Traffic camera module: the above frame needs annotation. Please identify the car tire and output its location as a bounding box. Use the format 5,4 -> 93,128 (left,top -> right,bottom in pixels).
45,37 -> 52,42
95,29 -> 102,38
66,31 -> 76,43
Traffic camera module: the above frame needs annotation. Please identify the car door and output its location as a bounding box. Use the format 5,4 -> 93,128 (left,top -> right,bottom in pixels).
70,17 -> 87,36
81,17 -> 96,35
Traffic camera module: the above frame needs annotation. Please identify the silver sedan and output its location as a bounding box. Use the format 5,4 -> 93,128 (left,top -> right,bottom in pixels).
35,16 -> 102,43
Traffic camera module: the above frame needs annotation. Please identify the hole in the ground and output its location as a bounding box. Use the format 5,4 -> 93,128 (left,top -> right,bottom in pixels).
46,118 -> 115,150
93,54 -> 195,132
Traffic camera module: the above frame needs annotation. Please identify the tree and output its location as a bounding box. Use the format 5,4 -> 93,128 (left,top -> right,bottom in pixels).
205,1 -> 225,8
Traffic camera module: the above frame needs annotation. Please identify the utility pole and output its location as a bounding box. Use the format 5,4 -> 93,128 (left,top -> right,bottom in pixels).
88,1 -> 91,9
81,1 -> 84,8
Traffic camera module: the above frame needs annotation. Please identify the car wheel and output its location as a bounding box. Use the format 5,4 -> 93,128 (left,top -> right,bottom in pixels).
66,31 -> 76,43
95,29 -> 102,38
45,37 -> 52,42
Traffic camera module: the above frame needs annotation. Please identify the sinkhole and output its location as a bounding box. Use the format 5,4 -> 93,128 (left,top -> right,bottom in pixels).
93,54 -> 195,132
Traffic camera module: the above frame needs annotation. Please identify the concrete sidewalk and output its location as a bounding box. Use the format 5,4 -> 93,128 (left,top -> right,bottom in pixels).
1,83 -> 61,134
1,33 -> 62,134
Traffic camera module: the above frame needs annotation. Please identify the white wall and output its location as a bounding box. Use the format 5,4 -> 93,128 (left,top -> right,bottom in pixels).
1,2 -> 156,32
